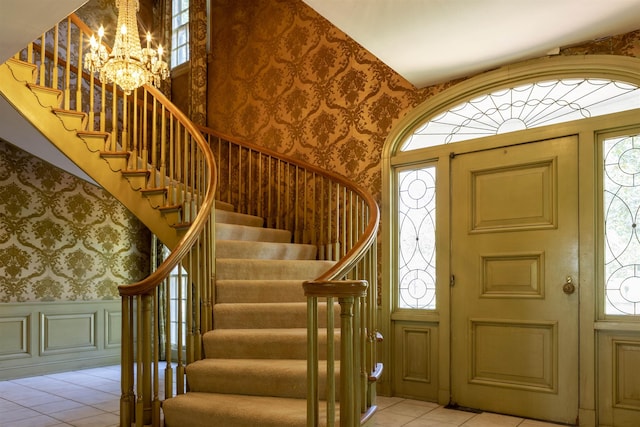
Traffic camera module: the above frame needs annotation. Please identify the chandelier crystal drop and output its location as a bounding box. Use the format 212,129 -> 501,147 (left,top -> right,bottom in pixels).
84,0 -> 169,94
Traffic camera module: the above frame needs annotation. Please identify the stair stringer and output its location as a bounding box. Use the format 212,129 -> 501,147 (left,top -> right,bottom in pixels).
0,59 -> 181,248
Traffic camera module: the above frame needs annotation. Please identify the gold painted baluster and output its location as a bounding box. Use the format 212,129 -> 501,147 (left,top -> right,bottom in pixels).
142,294 -> 152,426
111,83 -> 117,151
168,116 -> 175,204
150,97 -> 158,181
96,78 -> 104,133
75,31 -> 82,112
141,89 -> 148,172
277,159 -> 283,229
159,105 -> 167,189
326,295 -> 335,427
153,288 -> 161,427
120,297 -> 134,427
52,24 -> 59,89
164,274 -> 174,399
306,295 -> 319,427
340,294 -> 356,427
131,88 -> 138,161
38,33 -> 45,85
186,240 -> 194,365
63,20 -> 71,110
122,92 -> 129,154
176,264 -> 185,395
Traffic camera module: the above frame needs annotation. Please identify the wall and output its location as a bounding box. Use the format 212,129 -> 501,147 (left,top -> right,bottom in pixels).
207,0 -> 640,204
0,139 -> 150,378
0,139 -> 151,302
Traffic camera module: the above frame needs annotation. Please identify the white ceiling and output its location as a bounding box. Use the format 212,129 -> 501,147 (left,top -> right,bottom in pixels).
303,0 -> 640,88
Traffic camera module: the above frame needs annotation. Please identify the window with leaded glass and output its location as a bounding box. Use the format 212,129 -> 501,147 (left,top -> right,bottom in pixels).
397,165 -> 437,310
603,133 -> 640,316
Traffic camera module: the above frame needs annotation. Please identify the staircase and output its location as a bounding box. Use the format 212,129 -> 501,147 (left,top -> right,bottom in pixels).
1,13 -> 380,427
163,204 -> 337,426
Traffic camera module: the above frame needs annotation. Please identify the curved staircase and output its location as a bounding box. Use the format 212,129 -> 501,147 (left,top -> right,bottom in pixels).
163,204 -> 339,426
1,14 -> 381,426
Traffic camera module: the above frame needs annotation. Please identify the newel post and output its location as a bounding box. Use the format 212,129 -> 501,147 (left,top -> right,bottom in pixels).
304,280 -> 368,427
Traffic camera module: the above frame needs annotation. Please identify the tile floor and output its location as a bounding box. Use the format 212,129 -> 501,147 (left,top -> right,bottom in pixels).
0,365 -> 564,427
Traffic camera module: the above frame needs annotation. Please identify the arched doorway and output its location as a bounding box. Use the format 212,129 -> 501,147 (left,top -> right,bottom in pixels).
381,55 -> 640,426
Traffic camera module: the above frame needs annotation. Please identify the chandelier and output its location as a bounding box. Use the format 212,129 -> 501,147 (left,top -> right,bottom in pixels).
84,0 -> 169,94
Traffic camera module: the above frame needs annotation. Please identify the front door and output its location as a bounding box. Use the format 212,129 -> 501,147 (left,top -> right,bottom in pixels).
450,135 -> 579,424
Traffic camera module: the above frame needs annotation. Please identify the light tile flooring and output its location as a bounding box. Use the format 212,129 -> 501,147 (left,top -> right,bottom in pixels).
0,365 -> 563,427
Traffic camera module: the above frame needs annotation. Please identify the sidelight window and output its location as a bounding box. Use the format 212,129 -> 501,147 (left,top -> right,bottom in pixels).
603,133 -> 640,316
397,165 -> 437,309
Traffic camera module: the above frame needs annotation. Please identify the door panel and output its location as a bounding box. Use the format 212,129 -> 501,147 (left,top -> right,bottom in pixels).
451,136 -> 579,424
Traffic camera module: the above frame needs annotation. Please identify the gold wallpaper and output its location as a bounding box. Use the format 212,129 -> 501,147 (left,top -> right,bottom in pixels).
207,0 -> 640,205
207,0 -> 443,202
0,139 -> 151,303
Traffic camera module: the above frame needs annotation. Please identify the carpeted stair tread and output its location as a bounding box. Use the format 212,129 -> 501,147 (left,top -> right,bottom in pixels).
213,301 -> 339,329
215,222 -> 292,243
162,392 -> 339,427
215,209 -> 264,227
216,239 -> 317,260
185,358 -> 340,399
216,258 -> 335,280
203,328 -> 340,359
216,280 -> 306,303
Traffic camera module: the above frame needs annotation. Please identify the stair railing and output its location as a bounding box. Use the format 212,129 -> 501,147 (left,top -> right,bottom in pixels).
201,128 -> 381,426
11,14 -> 217,427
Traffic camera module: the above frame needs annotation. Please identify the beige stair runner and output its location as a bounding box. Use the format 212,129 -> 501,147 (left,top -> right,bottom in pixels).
162,204 -> 339,427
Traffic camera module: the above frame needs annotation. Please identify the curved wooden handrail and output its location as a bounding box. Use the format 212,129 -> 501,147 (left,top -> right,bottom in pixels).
118,86 -> 217,297
198,125 -> 379,283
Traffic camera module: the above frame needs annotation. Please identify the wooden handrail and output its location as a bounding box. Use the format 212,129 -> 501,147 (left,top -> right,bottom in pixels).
119,86 -> 216,296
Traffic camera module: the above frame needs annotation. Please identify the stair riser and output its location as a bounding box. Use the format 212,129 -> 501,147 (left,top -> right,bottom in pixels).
215,223 -> 292,243
216,259 -> 335,280
203,333 -> 340,360
215,280 -> 306,303
216,240 -> 317,260
186,362 -> 340,400
215,209 -> 264,227
213,303 -> 340,329
163,393 -> 338,427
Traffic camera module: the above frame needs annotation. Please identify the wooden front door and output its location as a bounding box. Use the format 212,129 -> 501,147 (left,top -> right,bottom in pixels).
450,135 -> 579,424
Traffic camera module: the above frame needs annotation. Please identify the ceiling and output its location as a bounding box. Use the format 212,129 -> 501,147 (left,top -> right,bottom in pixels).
303,0 -> 640,88
2,0 -> 640,177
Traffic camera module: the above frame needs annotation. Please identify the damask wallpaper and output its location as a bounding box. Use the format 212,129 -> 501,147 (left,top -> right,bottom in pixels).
207,0 -> 640,205
0,139 -> 151,303
207,0 -> 453,202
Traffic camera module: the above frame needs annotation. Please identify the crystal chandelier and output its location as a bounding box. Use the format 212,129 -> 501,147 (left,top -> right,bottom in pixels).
84,0 -> 169,94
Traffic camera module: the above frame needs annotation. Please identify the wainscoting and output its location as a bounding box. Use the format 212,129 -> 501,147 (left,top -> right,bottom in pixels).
0,300 -> 120,380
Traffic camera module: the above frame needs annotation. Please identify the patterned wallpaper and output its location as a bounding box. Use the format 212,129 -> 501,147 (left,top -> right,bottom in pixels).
207,0 -> 442,202
207,0 -> 640,205
0,139 -> 151,303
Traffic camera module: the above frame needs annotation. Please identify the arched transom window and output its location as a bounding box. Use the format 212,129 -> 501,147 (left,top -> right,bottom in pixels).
401,79 -> 640,152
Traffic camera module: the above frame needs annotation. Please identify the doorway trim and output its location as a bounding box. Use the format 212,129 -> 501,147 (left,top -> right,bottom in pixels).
381,55 -> 640,425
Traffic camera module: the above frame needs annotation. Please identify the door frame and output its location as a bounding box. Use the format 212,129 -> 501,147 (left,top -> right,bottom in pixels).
381,55 -> 640,426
